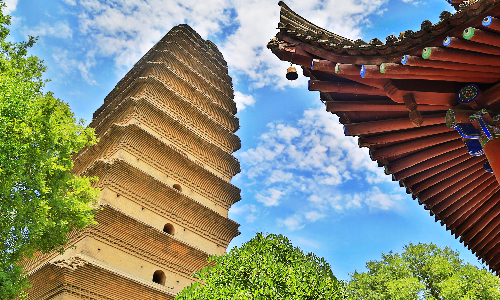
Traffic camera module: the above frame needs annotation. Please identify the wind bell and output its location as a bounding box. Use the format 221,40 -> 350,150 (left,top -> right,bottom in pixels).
286,63 -> 298,80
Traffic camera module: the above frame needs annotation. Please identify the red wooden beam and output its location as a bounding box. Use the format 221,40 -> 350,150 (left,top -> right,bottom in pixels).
447,187 -> 499,231
414,161 -> 485,200
485,241 -> 500,268
478,223 -> 500,260
481,82 -> 500,108
454,191 -> 500,238
462,202 -> 500,247
474,201 -> 500,256
344,113 -> 446,136
431,173 -> 494,213
402,55 -> 500,74
466,213 -> 500,252
482,16 -> 500,32
380,62 -> 500,79
487,246 -> 500,272
384,80 -> 459,106
420,168 -> 485,207
468,207 -> 500,253
362,63 -> 497,82
439,179 -> 497,227
429,168 -> 489,210
463,27 -> 500,48
369,131 -> 460,160
402,154 -> 472,188
309,80 -> 386,95
335,63 -> 361,76
384,139 -> 465,174
392,147 -> 468,180
409,156 -> 484,194
484,138 -> 500,184
326,101 -> 451,112
359,125 -> 455,147
443,36 -> 500,56
422,47 -> 500,67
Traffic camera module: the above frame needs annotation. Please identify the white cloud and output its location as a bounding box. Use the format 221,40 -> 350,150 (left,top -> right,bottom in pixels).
220,0 -> 389,89
239,107 -> 381,187
304,211 -> 326,222
292,236 -> 320,249
52,49 -> 97,84
23,21 -> 73,39
3,0 -> 18,14
364,186 -> 403,211
233,91 -> 255,112
277,214 -> 304,231
62,0 -> 77,5
401,0 -> 420,5
267,170 -> 293,185
255,188 -> 284,206
245,214 -> 257,223
229,204 -> 256,214
239,107 -> 406,217
229,204 -> 258,223
42,0 -> 390,96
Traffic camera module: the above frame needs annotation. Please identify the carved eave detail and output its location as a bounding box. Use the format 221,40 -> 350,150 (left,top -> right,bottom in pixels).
277,1 -> 354,46
272,0 -> 499,58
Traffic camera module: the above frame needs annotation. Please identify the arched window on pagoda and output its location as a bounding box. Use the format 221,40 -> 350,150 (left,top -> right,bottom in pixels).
173,184 -> 182,192
163,223 -> 175,235
152,270 -> 166,285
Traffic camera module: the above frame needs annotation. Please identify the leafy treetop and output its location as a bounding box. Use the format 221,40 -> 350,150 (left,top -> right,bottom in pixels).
346,242 -> 500,300
175,233 -> 344,300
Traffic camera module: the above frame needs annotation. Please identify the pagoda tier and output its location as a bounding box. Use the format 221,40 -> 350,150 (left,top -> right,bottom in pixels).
24,205 -> 210,290
99,27 -> 236,117
26,256 -> 176,300
269,1 -> 500,273
26,24 -> 240,299
72,123 -> 241,214
92,77 -> 239,154
81,159 -> 240,252
79,98 -> 239,182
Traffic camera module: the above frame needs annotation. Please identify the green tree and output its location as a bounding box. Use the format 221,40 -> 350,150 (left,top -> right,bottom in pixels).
0,2 -> 99,299
346,243 -> 500,300
175,233 -> 344,300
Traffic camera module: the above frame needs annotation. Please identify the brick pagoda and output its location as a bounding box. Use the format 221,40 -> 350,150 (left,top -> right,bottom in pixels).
269,1 -> 500,273
23,24 -> 241,299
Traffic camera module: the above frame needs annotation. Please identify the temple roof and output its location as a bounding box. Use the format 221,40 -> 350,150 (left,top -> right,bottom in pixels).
270,0 -> 500,61
269,1 -> 500,273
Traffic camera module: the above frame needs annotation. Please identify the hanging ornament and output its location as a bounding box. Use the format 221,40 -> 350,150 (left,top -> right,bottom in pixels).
286,64 -> 298,80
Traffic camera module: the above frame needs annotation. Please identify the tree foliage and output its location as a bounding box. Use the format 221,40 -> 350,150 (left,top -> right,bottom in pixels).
0,2 -> 99,299
175,233 -> 344,300
346,243 -> 500,300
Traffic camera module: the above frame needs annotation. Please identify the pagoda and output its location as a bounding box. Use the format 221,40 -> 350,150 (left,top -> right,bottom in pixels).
269,1 -> 500,273
23,24 -> 241,299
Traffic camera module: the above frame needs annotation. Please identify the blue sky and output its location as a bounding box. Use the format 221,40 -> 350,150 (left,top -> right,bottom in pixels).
5,0 -> 487,280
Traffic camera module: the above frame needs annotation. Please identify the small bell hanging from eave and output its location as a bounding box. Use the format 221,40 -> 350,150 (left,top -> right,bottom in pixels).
286,66 -> 298,80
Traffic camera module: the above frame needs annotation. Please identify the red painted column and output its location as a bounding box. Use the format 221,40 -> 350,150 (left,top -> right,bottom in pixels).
483,138 -> 500,184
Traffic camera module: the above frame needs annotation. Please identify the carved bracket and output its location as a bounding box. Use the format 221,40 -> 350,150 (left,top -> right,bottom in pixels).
446,108 -> 500,173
